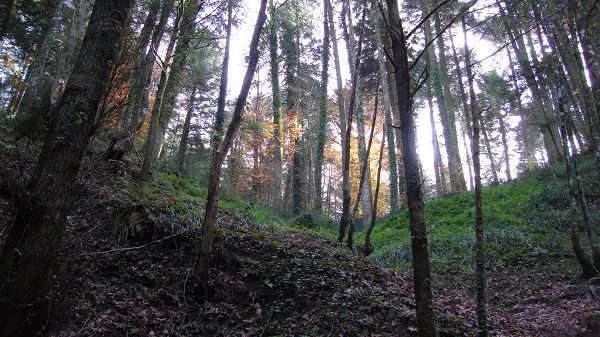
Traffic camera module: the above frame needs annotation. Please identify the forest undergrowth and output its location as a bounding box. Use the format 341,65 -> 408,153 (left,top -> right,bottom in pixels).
0,140 -> 599,336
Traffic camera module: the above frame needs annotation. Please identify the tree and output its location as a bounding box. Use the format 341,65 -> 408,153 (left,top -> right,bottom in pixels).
314,0 -> 330,212
0,0 -> 134,333
194,0 -> 268,297
432,8 -> 467,192
463,13 -> 488,337
269,0 -> 284,207
139,0 -> 204,181
385,0 -> 437,335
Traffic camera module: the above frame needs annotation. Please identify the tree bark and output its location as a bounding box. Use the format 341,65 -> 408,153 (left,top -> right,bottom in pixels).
194,0 -> 267,296
176,84 -> 197,174
338,2 -> 366,245
463,16 -> 488,337
314,0 -> 330,212
433,10 -> 466,192
387,0 -> 437,335
138,16 -> 180,181
213,0 -> 232,143
269,0 -> 284,208
0,1 -> 133,334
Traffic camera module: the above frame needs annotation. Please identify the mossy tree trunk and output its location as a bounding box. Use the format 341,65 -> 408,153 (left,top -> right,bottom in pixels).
0,1 -> 134,333
314,0 -> 330,213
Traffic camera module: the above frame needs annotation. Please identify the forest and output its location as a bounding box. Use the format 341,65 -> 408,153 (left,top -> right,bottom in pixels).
0,0 -> 599,335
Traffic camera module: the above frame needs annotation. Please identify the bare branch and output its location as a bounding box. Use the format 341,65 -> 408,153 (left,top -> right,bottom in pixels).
406,0 -> 454,40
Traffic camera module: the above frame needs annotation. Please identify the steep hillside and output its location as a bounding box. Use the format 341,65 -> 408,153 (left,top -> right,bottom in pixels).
0,150 -> 598,336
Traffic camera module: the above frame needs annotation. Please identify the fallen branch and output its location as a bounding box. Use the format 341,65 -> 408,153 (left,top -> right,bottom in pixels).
79,232 -> 190,256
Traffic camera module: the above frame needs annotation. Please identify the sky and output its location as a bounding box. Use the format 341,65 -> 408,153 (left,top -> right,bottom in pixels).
225,0 -> 518,189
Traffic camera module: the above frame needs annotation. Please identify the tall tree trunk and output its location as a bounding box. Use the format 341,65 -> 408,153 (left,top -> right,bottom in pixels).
269,0 -> 283,208
507,49 -> 536,169
387,0 -> 437,335
0,1 -> 133,333
448,29 -> 474,189
16,0 -> 76,137
138,16 -> 180,181
131,0 -> 174,131
338,2 -> 366,245
498,1 -> 561,164
364,117 -> 386,256
194,0 -> 267,296
498,113 -> 512,181
213,0 -> 232,143
463,16 -> 488,337
421,7 -> 447,195
555,57 -> 598,277
433,10 -> 467,192
481,118 -> 499,185
140,0 -> 203,180
176,84 -> 197,174
342,0 -> 372,229
372,8 -> 399,211
314,0 -> 330,212
125,0 -> 161,128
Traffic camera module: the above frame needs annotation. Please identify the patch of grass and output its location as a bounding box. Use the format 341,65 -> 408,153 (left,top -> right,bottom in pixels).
359,166 -> 594,275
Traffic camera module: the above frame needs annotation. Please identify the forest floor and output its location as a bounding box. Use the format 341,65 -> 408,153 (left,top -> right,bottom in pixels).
0,145 -> 599,336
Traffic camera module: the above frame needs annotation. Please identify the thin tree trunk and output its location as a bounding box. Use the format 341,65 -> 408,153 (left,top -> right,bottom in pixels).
481,118 -> 499,185
372,7 -> 399,211
314,0 -> 330,212
176,84 -> 197,174
387,0 -> 437,335
463,16 -> 488,337
194,0 -> 267,297
342,0 -> 372,230
498,113 -> 512,181
338,2 -> 366,246
364,118 -> 386,256
0,1 -> 133,333
555,57 -> 598,277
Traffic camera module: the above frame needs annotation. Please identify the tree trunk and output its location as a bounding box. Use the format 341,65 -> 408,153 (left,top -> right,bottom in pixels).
338,2 -> 366,245
269,0 -> 283,208
16,0 -> 76,137
387,0 -> 437,335
373,7 -> 399,212
498,114 -> 512,181
138,17 -> 180,181
0,1 -> 133,334
555,57 -> 598,277
498,1 -> 561,164
434,10 -> 466,192
342,0 -> 372,229
176,84 -> 197,174
463,16 -> 488,337
481,118 -> 499,185
314,0 -> 330,212
140,0 -> 203,180
364,117 -> 386,256
213,0 -> 232,143
194,0 -> 267,298
421,7 -> 447,195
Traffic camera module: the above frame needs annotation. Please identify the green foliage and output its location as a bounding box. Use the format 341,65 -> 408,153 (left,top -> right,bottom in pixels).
358,168 -> 590,275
